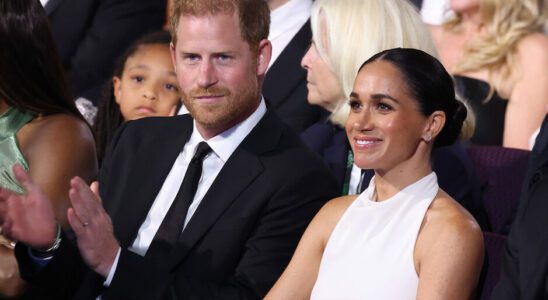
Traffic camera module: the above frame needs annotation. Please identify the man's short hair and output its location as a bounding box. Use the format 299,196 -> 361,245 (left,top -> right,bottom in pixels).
170,0 -> 270,52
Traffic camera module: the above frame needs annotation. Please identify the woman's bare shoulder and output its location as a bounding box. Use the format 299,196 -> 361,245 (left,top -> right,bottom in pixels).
319,195 -> 357,221
418,190 -> 483,261
309,195 -> 358,241
515,33 -> 548,66
424,190 -> 481,235
414,191 -> 484,299
18,113 -> 97,179
517,33 -> 548,51
20,114 -> 94,151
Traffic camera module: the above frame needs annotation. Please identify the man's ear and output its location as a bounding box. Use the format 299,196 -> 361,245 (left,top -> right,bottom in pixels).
423,111 -> 446,141
256,39 -> 272,76
170,42 -> 177,73
112,76 -> 122,104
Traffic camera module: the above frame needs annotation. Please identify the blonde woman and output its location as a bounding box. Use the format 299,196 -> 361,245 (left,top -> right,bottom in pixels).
430,0 -> 548,149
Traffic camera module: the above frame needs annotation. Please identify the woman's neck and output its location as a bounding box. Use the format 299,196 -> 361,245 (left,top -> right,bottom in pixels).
373,150 -> 433,202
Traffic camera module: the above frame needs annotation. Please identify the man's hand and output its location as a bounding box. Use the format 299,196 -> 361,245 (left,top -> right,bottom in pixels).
0,164 -> 57,249
67,177 -> 119,278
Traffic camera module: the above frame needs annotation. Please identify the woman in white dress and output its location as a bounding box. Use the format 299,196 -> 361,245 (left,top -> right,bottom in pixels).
266,48 -> 484,299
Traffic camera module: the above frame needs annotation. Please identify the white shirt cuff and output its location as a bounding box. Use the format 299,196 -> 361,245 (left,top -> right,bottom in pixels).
103,247 -> 121,287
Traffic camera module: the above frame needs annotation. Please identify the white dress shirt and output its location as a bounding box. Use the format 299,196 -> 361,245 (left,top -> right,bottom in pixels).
40,0 -> 49,7
104,99 -> 267,286
349,164 -> 364,195
268,0 -> 312,69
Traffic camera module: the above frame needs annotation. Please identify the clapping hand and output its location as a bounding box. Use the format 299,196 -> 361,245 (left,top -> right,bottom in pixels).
0,165 -> 119,278
67,177 -> 119,278
0,164 -> 57,249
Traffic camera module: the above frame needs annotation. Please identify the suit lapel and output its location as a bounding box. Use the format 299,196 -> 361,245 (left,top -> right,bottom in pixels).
170,110 -> 283,261
324,129 -> 350,188
44,0 -> 64,14
531,116 -> 548,171
263,20 -> 311,108
113,117 -> 194,246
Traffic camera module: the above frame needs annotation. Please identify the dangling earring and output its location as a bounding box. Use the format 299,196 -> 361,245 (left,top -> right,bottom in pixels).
424,133 -> 432,142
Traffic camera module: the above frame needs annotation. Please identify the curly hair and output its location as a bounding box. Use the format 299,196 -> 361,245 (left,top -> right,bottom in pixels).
445,0 -> 546,98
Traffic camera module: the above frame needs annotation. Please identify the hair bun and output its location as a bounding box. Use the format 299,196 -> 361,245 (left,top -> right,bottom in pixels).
435,99 -> 467,147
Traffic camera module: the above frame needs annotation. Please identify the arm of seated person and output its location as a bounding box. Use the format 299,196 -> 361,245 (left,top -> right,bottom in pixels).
2,115 -> 97,296
503,33 -> 548,149
265,195 -> 355,300
414,191 -> 484,300
18,114 -> 98,229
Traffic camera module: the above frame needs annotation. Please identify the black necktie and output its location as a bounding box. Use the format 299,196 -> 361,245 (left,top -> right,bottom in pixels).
148,141 -> 212,254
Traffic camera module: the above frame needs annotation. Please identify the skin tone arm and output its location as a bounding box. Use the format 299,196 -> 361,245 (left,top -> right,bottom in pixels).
503,33 -> 548,149
0,113 -> 98,297
265,196 -> 355,299
17,114 -> 98,229
414,191 -> 484,300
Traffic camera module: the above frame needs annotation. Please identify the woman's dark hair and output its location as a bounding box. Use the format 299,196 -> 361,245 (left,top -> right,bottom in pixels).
358,48 -> 467,148
93,30 -> 172,163
0,0 -> 82,119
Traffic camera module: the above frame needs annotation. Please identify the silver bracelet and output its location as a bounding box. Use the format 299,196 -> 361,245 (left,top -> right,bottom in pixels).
35,223 -> 62,253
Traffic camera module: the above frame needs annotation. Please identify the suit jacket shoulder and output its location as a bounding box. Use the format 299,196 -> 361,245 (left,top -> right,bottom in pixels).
263,20 -> 327,133
47,0 -> 167,99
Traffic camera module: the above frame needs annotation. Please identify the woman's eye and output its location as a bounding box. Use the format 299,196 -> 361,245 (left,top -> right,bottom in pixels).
348,100 -> 362,111
376,102 -> 392,111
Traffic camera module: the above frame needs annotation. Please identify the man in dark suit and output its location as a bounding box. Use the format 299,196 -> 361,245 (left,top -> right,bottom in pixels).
492,114 -> 548,299
262,0 -> 328,133
44,0 -> 166,103
0,0 -> 339,298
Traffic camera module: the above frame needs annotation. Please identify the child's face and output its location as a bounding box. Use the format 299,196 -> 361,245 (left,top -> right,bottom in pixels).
113,44 -> 181,121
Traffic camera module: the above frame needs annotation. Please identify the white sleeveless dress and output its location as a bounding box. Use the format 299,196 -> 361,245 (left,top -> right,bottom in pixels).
311,172 -> 439,300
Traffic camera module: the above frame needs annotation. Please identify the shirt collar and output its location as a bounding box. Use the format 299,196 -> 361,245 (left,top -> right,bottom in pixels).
269,0 -> 312,42
188,97 -> 267,163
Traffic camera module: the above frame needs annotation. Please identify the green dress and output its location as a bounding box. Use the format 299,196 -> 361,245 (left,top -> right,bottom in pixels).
0,107 -> 33,194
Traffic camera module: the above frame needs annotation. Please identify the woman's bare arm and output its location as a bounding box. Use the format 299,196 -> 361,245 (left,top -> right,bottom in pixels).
18,114 -> 98,229
265,196 -> 355,300
504,33 -> 548,149
415,194 -> 484,300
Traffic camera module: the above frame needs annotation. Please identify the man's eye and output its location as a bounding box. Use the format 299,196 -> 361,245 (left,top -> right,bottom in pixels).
217,54 -> 232,63
183,54 -> 200,63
